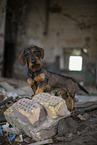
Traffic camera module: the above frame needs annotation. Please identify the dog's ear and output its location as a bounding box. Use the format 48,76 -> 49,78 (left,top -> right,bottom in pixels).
19,51 -> 26,66
37,47 -> 44,59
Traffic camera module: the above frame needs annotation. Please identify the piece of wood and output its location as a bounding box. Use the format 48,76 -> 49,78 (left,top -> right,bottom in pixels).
77,114 -> 86,121
75,102 -> 95,108
82,105 -> 97,112
72,104 -> 97,117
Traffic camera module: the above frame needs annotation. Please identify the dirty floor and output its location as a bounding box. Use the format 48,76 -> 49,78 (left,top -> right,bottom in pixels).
0,77 -> 97,145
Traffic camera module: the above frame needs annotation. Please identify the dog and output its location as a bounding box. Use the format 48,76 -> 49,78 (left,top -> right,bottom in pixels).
19,46 -> 89,110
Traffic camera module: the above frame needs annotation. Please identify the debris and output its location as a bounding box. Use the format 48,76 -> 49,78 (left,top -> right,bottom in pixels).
75,95 -> 97,103
57,117 -> 78,136
32,93 -> 70,119
0,97 -> 13,106
24,137 -> 34,143
0,82 -> 15,92
0,111 -> 7,123
83,104 -> 97,112
83,113 -> 90,120
28,139 -> 53,145
68,133 -> 73,138
75,101 -> 95,108
0,94 -> 4,101
0,81 -> 32,100
0,120 -> 7,124
9,134 -> 16,141
0,78 -> 97,144
77,124 -> 86,132
77,114 -> 86,121
14,134 -> 23,142
4,93 -> 70,141
0,126 -> 3,136
2,123 -> 20,134
54,136 -> 65,142
6,101 -> 13,108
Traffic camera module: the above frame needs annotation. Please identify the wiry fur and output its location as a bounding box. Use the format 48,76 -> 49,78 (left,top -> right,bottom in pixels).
19,46 -> 89,110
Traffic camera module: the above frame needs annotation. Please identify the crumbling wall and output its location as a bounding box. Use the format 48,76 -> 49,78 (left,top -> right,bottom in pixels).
4,0 -> 97,81
0,0 -> 6,76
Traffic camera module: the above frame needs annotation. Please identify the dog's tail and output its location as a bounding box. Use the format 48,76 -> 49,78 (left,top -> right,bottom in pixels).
77,82 -> 89,94
67,76 -> 89,94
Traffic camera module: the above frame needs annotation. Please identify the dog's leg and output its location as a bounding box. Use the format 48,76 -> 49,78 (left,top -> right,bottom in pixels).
27,78 -> 37,95
64,90 -> 74,110
58,89 -> 74,111
65,96 -> 74,111
35,86 -> 44,95
33,74 -> 46,95
50,88 -> 74,110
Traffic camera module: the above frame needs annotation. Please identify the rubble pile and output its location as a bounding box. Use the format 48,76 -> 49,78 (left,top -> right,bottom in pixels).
0,78 -> 97,145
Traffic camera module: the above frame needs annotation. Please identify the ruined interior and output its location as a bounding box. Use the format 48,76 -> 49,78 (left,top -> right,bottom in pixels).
0,0 -> 97,85
0,0 -> 97,144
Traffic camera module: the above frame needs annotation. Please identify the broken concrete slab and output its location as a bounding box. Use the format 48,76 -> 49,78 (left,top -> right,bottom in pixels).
4,93 -> 70,141
13,99 -> 47,127
0,78 -> 97,144
32,93 -> 70,119
28,139 -> 53,145
4,106 -> 23,134
2,123 -> 20,134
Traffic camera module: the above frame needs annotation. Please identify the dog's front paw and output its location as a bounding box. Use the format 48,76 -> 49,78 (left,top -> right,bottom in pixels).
35,86 -> 44,95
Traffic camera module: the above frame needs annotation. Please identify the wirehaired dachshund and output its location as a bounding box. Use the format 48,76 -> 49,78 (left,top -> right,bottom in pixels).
19,46 -> 89,110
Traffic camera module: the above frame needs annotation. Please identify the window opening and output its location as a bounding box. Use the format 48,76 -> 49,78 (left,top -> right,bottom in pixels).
69,56 -> 83,71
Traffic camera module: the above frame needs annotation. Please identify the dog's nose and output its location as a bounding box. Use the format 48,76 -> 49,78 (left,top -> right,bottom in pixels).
31,59 -> 37,64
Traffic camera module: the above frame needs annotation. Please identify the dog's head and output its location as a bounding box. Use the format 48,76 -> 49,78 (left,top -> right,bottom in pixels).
19,46 -> 44,71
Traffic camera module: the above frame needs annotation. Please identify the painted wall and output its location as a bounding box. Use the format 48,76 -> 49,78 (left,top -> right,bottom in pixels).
1,0 -> 97,82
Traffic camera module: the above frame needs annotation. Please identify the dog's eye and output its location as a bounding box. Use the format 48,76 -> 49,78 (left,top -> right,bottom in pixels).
34,51 -> 40,56
24,53 -> 29,57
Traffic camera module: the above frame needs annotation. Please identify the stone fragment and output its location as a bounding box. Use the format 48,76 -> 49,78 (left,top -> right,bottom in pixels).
54,136 -> 66,142
4,99 -> 47,129
68,132 -> 73,138
4,107 -> 22,134
32,93 -> 70,119
2,123 -> 19,134
57,117 -> 78,136
4,93 -> 70,141
28,139 -> 53,145
83,113 -> 90,120
12,99 -> 47,127
30,124 -> 57,141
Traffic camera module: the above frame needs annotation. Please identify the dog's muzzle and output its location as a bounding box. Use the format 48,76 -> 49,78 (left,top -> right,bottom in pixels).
31,59 -> 37,64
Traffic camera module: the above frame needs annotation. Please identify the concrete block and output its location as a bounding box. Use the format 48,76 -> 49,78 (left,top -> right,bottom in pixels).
12,99 -> 47,127
32,93 -> 70,119
4,93 -> 70,141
